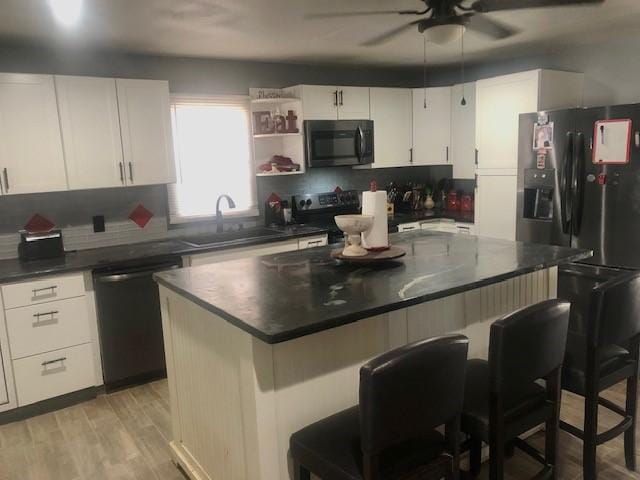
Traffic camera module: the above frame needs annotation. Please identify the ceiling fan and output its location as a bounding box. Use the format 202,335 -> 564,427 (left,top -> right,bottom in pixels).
308,0 -> 605,46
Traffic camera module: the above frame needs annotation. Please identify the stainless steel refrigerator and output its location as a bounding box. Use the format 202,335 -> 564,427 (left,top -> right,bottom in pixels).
516,104 -> 640,329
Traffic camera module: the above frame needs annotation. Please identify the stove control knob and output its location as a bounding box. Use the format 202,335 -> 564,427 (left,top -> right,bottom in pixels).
299,200 -> 306,208
306,199 -> 313,207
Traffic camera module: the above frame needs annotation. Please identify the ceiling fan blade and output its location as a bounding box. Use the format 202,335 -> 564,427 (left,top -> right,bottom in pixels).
305,10 -> 422,20
361,20 -> 422,47
472,0 -> 604,13
467,13 -> 520,39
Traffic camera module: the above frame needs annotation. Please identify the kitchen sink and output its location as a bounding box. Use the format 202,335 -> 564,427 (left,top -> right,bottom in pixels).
179,228 -> 284,248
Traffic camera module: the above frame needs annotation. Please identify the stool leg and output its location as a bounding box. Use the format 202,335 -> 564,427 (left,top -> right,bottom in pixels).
625,340 -> 639,471
294,462 -> 311,480
470,438 -> 482,476
583,392 -> 598,480
546,368 -> 561,480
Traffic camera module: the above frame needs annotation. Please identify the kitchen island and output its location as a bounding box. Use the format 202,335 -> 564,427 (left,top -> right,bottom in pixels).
154,231 -> 590,480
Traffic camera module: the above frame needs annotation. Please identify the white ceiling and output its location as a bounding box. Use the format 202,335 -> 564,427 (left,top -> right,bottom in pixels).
1,0 -> 640,67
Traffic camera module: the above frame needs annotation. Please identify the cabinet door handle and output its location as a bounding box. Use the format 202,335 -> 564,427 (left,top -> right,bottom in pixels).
333,91 -> 338,107
446,146 -> 449,163
128,162 -> 134,182
42,357 -> 66,367
32,285 -> 57,297
339,90 -> 344,106
410,148 -> 413,163
119,162 -> 125,183
3,168 -> 8,192
474,148 -> 479,166
33,310 -> 59,326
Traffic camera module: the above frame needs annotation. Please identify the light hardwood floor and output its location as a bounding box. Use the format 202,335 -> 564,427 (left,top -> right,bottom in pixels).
0,380 -> 638,479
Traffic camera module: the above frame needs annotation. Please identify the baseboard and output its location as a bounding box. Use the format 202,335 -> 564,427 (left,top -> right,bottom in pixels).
0,386 -> 99,425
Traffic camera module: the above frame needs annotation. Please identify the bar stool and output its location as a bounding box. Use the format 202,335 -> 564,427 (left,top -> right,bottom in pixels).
290,335 -> 469,480
461,299 -> 571,480
559,269 -> 640,480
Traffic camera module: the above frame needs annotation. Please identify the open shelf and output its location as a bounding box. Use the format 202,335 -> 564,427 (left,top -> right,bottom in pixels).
256,170 -> 305,177
251,97 -> 300,105
253,132 -> 302,139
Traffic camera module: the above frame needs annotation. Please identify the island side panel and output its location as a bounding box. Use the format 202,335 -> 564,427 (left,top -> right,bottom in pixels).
268,314 -> 393,480
405,268 -> 558,358
159,287 -> 265,480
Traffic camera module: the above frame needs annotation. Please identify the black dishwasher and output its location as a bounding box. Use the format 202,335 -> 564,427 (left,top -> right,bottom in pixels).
93,257 -> 182,391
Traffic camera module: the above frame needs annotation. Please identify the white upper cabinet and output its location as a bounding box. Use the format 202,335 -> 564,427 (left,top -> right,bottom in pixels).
296,85 -> 370,120
450,82 -> 476,179
412,87 -> 451,165
116,79 -> 176,186
369,88 -> 413,168
0,74 -> 67,195
475,69 -> 583,171
336,87 -> 370,120
298,85 -> 338,120
55,76 -> 125,190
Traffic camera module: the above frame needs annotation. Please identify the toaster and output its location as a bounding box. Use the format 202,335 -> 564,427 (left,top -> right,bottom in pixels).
18,230 -> 65,262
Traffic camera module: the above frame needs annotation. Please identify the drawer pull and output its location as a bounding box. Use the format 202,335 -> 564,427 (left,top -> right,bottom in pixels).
32,310 -> 59,325
307,240 -> 323,246
42,357 -> 66,367
32,286 -> 58,297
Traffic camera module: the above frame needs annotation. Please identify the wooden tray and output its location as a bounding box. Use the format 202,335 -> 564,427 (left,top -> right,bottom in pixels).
331,245 -> 406,263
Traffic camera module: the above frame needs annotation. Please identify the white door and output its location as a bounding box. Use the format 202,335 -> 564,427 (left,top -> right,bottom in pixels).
56,76 -> 125,190
369,88 -> 412,168
116,79 -> 176,186
0,73 -> 67,195
412,87 -> 451,165
450,83 -> 477,179
300,85 -> 339,120
475,173 -> 517,240
337,87 -> 370,120
476,72 -> 539,170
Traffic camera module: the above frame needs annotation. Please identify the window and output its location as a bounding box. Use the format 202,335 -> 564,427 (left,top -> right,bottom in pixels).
168,95 -> 257,224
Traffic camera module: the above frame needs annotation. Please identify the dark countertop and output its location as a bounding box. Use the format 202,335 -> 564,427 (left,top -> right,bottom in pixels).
154,230 -> 591,345
389,210 -> 475,227
0,225 -> 328,284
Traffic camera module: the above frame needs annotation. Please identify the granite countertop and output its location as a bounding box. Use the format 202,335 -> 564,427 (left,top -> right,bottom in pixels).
389,210 -> 475,227
0,225 -> 328,284
154,230 -> 591,344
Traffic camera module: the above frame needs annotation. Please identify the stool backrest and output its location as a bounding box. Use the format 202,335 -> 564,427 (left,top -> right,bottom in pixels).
359,334 -> 469,455
489,300 -> 570,401
589,271 -> 640,348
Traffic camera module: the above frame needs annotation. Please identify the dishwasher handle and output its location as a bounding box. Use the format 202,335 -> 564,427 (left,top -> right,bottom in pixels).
96,264 -> 180,283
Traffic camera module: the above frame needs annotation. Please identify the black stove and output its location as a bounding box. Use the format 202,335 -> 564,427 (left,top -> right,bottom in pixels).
292,190 -> 360,244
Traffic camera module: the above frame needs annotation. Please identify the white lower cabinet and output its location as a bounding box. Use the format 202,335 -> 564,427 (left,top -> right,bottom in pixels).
0,296 -> 16,413
5,297 -> 91,360
298,235 -> 328,250
421,220 -> 476,235
1,273 -> 98,409
188,235 -> 327,266
475,173 -> 517,240
397,222 -> 421,233
13,343 -> 95,407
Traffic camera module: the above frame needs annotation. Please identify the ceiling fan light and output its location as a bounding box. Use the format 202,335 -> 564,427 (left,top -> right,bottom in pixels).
425,24 -> 465,45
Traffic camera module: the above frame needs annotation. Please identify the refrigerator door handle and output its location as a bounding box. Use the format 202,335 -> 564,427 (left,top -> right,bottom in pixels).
560,132 -> 574,234
571,132 -> 586,236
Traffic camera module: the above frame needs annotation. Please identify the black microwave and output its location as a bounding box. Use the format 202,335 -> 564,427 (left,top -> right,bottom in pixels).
304,120 -> 374,168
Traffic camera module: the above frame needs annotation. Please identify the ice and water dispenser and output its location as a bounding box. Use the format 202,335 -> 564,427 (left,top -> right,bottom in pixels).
523,169 -> 555,220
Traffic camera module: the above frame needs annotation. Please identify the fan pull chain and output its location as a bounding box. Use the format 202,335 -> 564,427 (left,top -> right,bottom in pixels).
423,35 -> 427,109
460,28 -> 467,107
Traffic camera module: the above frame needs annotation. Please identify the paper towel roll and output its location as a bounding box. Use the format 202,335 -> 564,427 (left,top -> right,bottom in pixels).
361,190 -> 389,249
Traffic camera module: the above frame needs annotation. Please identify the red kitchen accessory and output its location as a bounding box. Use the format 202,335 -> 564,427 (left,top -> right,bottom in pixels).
447,191 -> 460,211
461,194 -> 474,212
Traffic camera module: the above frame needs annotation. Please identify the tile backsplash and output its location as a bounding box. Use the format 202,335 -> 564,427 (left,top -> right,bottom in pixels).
0,165 -> 461,260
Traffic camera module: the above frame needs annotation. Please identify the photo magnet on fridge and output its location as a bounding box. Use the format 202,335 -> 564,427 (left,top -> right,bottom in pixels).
533,122 -> 554,150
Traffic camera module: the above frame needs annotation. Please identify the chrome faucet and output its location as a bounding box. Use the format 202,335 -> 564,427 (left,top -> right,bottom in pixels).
215,195 -> 236,233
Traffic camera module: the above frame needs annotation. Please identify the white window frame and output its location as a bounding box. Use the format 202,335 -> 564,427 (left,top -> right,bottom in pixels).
168,94 -> 258,225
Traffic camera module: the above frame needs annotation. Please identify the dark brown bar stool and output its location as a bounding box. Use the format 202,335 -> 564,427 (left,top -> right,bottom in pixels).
290,335 -> 469,480
461,299 -> 571,480
559,269 -> 640,480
